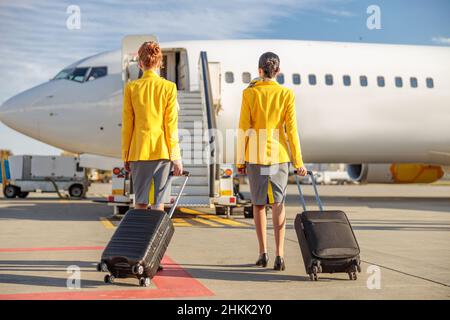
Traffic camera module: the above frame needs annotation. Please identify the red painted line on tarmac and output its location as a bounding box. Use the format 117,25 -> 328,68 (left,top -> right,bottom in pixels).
0,246 -> 105,253
0,249 -> 213,300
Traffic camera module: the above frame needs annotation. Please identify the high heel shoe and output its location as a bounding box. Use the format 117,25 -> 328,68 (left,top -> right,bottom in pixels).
255,253 -> 269,267
273,256 -> 285,271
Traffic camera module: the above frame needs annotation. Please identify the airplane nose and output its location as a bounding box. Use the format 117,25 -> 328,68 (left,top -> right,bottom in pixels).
0,82 -> 56,136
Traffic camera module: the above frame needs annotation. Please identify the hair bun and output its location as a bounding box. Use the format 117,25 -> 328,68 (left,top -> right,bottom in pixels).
138,41 -> 163,69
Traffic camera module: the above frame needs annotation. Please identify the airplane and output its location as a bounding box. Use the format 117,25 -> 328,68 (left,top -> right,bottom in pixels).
0,39 -> 449,187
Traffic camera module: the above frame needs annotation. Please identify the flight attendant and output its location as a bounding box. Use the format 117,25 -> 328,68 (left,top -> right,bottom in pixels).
122,41 -> 183,213
237,52 -> 307,271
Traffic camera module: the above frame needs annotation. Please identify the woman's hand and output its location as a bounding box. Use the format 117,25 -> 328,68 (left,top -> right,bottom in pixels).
237,164 -> 246,175
173,159 -> 183,176
124,161 -> 131,172
296,166 -> 307,176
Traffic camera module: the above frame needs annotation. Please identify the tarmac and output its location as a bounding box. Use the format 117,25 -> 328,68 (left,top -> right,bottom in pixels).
0,182 -> 449,300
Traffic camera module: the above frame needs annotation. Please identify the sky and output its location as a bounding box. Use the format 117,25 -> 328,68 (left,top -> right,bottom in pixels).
0,0 -> 449,155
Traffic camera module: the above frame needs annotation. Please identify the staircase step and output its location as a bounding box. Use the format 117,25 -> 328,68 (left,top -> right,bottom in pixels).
172,176 -> 208,186
180,142 -> 206,151
180,166 -> 208,176
178,115 -> 204,122
179,109 -> 203,116
172,185 -> 209,196
169,196 -> 211,207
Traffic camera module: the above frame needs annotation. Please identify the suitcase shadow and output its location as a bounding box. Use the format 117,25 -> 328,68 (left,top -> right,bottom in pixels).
0,260 -> 138,288
176,263 -> 311,282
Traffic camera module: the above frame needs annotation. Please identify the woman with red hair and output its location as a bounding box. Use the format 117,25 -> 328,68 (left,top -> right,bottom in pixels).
122,41 -> 183,212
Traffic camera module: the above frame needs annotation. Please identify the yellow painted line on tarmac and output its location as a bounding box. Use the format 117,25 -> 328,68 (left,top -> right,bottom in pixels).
172,218 -> 192,227
179,207 -> 245,227
190,217 -> 221,227
99,217 -> 115,229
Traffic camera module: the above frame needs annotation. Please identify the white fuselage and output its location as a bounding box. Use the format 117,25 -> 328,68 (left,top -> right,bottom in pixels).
1,40 -> 449,165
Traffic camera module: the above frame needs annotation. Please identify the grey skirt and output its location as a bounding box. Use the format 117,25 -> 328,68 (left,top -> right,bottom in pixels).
247,163 -> 289,205
130,160 -> 171,206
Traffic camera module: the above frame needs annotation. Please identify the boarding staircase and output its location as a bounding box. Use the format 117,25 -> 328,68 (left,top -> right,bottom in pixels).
169,90 -> 212,207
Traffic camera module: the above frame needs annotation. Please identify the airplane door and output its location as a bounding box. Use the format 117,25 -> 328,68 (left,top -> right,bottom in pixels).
122,34 -> 158,87
208,62 -> 222,114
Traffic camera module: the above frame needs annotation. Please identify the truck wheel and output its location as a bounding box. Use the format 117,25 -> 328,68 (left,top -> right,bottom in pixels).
69,184 -> 84,199
18,191 -> 29,198
243,206 -> 253,219
4,185 -> 18,198
215,206 -> 227,215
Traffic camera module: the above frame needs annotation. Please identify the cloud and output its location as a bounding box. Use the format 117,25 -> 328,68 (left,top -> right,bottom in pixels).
0,0 -> 356,103
431,36 -> 450,45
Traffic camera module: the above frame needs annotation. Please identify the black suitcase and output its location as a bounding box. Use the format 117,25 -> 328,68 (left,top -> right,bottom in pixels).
294,170 -> 361,281
97,171 -> 189,287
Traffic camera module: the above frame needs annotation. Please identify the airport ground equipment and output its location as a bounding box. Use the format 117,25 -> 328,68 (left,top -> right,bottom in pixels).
1,155 -> 89,199
294,171 -> 361,281
98,172 -> 189,287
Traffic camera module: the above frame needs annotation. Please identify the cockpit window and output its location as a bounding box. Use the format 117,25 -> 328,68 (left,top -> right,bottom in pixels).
87,67 -> 108,81
53,66 -> 107,83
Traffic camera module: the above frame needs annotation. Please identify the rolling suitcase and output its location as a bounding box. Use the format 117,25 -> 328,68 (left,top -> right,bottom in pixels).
294,171 -> 361,281
97,171 -> 189,287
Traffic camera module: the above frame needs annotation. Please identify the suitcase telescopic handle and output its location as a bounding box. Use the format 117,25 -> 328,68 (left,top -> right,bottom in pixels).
294,170 -> 324,211
167,171 -> 190,218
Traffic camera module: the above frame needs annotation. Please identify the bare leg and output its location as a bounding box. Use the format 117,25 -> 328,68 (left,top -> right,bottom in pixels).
253,205 -> 267,254
135,203 -> 148,209
272,202 -> 286,257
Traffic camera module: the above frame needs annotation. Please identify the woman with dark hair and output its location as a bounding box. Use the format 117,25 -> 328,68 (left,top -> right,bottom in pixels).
237,52 -> 307,271
122,41 -> 183,213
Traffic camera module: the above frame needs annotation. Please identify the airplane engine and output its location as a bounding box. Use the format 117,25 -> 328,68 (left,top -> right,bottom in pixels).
347,163 -> 444,184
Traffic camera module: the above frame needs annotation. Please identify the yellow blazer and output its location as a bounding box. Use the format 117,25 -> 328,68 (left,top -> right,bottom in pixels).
236,79 -> 304,168
122,69 -> 181,162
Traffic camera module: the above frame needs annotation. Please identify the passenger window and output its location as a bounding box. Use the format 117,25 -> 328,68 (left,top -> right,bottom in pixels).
343,75 -> 351,86
225,72 -> 234,83
325,74 -> 333,86
87,67 -> 108,81
395,77 -> 403,88
360,75 -> 368,87
308,74 -> 317,85
410,77 -> 418,88
426,77 -> 434,88
276,73 -> 285,84
292,73 -> 301,85
242,72 -> 251,84
377,76 -> 385,87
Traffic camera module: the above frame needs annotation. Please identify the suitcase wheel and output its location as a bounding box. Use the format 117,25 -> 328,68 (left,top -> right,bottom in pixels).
348,272 -> 357,280
348,264 -> 358,280
139,277 -> 151,287
97,262 -> 108,272
309,265 -> 319,281
104,274 -> 115,284
132,264 -> 144,275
